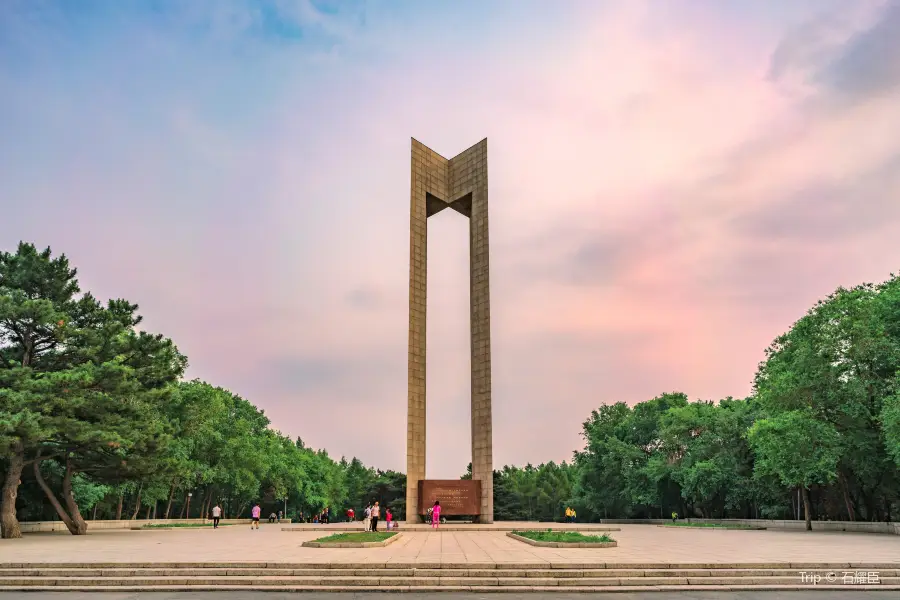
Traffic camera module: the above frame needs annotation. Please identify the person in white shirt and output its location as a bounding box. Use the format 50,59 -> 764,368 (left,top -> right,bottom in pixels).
371,502 -> 380,532
211,504 -> 222,529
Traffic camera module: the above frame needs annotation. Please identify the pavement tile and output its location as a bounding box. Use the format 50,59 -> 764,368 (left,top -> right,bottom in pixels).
2,521 -> 897,586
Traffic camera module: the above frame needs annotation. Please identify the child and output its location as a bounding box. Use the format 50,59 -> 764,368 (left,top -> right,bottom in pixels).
385,508 -> 393,530
431,500 -> 441,529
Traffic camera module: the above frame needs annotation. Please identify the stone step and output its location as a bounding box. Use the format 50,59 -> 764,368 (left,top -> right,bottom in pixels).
2,561 -> 897,570
0,585 -> 898,593
1,568 -> 897,578
2,576 -> 898,587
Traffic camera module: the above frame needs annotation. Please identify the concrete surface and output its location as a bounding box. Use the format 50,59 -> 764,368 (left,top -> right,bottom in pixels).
604,520 -> 900,536
2,523 -> 897,564
16,518 -> 291,534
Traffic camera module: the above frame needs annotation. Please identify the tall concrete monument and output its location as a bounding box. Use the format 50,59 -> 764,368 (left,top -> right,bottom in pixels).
406,138 -> 493,524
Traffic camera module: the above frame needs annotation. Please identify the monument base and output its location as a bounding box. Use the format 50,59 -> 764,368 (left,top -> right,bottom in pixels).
417,479 -> 482,519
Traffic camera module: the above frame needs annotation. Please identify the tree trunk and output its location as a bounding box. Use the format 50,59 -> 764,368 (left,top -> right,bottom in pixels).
860,489 -> 876,521
164,480 -> 176,519
60,458 -> 88,534
203,489 -> 213,519
802,486 -> 813,531
144,505 -> 151,519
130,483 -> 143,520
33,455 -> 87,535
21,335 -> 34,368
115,493 -> 123,520
839,472 -> 856,521
92,504 -> 98,521
0,441 -> 25,539
151,502 -> 157,520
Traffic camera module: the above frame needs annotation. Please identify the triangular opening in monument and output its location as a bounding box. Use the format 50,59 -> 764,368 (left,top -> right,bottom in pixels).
448,193 -> 472,218
426,191 -> 473,219
425,192 -> 448,217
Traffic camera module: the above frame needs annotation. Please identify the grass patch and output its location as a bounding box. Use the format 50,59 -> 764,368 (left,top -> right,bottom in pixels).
513,530 -> 615,543
312,531 -> 397,544
661,522 -> 758,529
142,522 -> 233,528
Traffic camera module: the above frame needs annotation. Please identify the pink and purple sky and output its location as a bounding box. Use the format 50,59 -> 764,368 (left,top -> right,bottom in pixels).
2,0 -> 899,477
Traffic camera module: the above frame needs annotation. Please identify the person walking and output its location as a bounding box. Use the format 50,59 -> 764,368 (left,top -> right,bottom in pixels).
251,503 -> 261,530
363,504 -> 372,532
211,503 -> 222,529
431,501 -> 441,529
385,508 -> 393,530
370,502 -> 380,532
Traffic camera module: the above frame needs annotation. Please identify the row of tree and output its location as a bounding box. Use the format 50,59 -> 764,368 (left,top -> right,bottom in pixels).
2,242 -> 899,537
0,243 -> 403,538
572,277 -> 900,529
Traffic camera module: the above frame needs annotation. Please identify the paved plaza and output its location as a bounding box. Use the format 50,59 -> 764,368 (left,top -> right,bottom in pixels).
1,524 -> 897,565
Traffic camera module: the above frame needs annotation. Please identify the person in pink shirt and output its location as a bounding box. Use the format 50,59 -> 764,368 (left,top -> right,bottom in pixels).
251,503 -> 261,530
431,500 -> 441,529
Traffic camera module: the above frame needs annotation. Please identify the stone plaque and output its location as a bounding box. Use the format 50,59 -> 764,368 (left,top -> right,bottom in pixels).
417,479 -> 482,516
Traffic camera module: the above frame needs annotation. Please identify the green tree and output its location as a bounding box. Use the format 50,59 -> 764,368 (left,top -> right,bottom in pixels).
754,280 -> 900,521
659,398 -> 761,518
1,243 -> 186,536
0,243 -> 81,538
747,411 -> 842,530
883,387 -> 900,468
27,300 -> 184,534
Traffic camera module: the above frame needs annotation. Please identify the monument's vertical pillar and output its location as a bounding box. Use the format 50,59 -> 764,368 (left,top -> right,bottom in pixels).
407,139 -> 448,523
466,140 -> 493,523
407,142 -> 428,524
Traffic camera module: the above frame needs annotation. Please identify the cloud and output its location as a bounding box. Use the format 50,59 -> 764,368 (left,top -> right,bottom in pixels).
344,285 -> 386,310
729,153 -> 900,245
818,1 -> 900,98
765,1 -> 886,95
